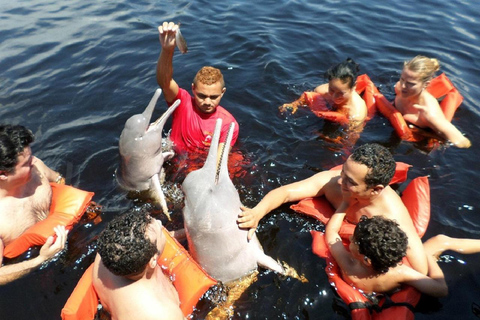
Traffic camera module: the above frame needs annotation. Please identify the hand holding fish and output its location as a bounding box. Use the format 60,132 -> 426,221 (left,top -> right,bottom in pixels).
158,21 -> 178,50
158,21 -> 188,54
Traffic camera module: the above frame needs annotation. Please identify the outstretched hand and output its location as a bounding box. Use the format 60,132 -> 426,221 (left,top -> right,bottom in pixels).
158,21 -> 179,50
39,225 -> 68,262
279,103 -> 298,114
237,206 -> 262,241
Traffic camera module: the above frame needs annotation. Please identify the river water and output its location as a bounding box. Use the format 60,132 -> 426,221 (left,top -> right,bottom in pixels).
1,0 -> 479,319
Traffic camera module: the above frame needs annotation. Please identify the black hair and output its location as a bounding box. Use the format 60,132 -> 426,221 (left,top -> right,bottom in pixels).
324,58 -> 360,89
0,124 -> 35,173
353,215 -> 408,274
350,143 -> 396,188
97,209 -> 158,277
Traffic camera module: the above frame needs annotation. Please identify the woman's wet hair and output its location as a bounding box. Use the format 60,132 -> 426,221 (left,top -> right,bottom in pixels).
0,124 -> 35,173
97,208 -> 158,277
354,215 -> 408,274
324,58 -> 360,89
404,55 -> 440,83
350,143 -> 396,188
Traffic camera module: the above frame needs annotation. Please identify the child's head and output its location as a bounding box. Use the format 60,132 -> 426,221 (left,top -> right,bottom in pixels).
352,215 -> 408,274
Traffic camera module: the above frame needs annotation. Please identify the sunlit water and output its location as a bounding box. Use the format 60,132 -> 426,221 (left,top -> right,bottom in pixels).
1,0 -> 480,319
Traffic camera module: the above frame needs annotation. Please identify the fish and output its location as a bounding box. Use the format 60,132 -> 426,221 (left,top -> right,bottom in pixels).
175,25 -> 188,54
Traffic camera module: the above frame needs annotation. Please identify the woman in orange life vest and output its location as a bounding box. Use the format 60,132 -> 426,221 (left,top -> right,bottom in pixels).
279,58 -> 368,131
394,55 -> 471,148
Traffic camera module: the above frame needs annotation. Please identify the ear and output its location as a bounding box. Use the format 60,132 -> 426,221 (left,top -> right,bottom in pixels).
423,80 -> 431,90
149,253 -> 158,269
371,184 -> 385,195
0,172 -> 8,181
191,83 -> 195,91
363,255 -> 372,266
221,87 -> 226,94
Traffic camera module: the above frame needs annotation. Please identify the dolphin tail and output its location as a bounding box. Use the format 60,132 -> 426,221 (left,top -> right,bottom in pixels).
151,173 -> 171,221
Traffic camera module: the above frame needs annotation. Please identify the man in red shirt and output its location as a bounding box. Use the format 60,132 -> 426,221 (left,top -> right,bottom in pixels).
156,21 -> 239,154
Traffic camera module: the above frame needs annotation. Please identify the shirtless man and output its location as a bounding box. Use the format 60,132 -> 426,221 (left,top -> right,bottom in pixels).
237,143 -> 428,274
0,124 -> 67,284
92,209 -> 184,320
326,214 -> 480,297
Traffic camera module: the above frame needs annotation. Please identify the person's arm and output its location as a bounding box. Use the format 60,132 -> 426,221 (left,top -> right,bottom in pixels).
414,101 -> 470,148
401,255 -> 448,297
32,157 -> 64,184
238,170 -> 338,240
156,22 -> 180,104
325,210 -> 358,274
0,226 -> 67,285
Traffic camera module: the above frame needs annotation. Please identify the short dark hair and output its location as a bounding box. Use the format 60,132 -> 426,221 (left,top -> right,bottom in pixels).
324,58 -> 360,89
353,215 -> 408,274
350,143 -> 396,188
0,124 -> 35,173
97,209 -> 158,277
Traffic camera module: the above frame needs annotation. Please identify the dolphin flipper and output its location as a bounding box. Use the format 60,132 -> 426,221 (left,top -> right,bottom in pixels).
151,173 -> 171,221
254,244 -> 285,274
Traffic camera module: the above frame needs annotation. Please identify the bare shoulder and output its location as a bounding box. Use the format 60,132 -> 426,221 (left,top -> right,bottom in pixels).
314,83 -> 329,94
135,293 -> 184,320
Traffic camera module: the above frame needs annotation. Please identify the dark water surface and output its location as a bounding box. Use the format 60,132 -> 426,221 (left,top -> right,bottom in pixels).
1,0 -> 480,319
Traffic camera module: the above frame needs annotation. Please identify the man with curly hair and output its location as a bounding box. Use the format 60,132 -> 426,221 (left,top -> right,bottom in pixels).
326,214 -> 480,296
156,21 -> 239,154
0,124 -> 67,284
92,209 -> 184,320
238,143 -> 428,275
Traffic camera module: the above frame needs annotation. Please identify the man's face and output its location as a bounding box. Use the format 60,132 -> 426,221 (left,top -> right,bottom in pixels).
8,146 -> 34,186
192,81 -> 225,114
338,157 -> 374,199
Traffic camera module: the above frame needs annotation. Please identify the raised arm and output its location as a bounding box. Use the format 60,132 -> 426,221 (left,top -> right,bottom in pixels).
156,22 -> 180,104
0,226 -> 67,285
238,170 -> 339,240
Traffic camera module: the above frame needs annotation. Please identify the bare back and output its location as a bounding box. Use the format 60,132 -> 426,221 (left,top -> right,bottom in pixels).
0,165 -> 52,246
92,255 -> 184,320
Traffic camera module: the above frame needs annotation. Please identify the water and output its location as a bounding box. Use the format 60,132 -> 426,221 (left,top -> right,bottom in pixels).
1,0 -> 480,319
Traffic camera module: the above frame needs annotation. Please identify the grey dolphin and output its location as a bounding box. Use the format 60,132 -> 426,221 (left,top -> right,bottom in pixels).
182,119 -> 285,283
117,88 -> 180,220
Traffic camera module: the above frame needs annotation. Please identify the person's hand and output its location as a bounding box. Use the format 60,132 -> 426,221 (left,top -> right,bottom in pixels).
237,206 -> 263,241
39,225 -> 68,262
158,21 -> 179,50
279,103 -> 298,114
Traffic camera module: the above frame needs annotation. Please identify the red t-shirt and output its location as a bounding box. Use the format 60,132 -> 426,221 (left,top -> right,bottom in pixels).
168,88 -> 239,153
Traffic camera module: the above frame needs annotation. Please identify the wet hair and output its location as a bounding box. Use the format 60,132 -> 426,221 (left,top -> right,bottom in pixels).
404,55 -> 440,83
0,124 -> 35,173
353,215 -> 408,274
97,209 -> 158,277
193,66 -> 225,88
350,143 -> 396,188
324,58 -> 360,89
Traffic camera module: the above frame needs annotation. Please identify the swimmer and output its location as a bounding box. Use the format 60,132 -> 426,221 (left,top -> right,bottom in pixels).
92,209 -> 185,320
326,214 -> 480,296
280,58 -> 368,130
394,55 -> 471,148
0,124 -> 67,284
238,143 -> 428,275
156,21 -> 239,155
